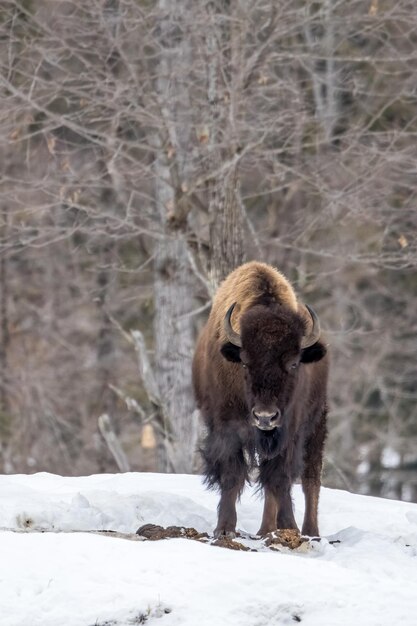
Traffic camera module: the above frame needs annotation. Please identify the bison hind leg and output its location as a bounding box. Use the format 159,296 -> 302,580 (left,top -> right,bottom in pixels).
301,409 -> 327,537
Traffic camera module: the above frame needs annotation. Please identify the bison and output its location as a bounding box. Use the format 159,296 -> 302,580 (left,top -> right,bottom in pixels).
192,261 -> 329,538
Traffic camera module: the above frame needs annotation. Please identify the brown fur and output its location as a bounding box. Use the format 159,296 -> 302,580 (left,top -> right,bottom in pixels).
214,262 -> 298,340
193,261 -> 329,538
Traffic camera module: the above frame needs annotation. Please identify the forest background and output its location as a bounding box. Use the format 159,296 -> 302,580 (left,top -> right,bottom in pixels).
0,0 -> 416,501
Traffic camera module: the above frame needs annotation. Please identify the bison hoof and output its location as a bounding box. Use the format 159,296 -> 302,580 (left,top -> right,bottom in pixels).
214,528 -> 236,539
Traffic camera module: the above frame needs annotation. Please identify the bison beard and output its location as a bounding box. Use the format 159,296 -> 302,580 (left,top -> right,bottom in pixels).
201,422 -> 288,491
254,425 -> 288,461
192,261 -> 329,538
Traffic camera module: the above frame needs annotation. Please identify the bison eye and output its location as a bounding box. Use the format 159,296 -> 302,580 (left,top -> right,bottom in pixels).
290,362 -> 299,370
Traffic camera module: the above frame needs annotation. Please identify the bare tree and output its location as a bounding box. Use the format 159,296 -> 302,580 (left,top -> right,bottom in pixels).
0,0 -> 416,499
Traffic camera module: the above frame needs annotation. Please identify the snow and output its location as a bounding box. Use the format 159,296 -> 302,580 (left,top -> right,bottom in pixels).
0,472 -> 416,626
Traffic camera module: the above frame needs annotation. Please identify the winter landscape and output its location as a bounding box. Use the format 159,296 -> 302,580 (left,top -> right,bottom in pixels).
1,3 -> 417,625
1,471 -> 416,626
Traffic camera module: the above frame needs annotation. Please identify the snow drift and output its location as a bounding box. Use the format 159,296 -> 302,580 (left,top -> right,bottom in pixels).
0,472 -> 416,626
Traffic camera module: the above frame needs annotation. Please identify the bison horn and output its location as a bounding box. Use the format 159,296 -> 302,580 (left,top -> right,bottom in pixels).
301,304 -> 321,349
224,303 -> 242,348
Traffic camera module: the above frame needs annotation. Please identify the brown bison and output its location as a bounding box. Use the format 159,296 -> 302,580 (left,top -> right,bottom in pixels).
192,261 -> 329,538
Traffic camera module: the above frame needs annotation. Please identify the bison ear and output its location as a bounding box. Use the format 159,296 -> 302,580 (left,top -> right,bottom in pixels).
300,341 -> 327,363
220,342 -> 242,363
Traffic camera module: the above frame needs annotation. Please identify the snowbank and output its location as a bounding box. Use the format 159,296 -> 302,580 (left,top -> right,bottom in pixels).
0,472 -> 416,626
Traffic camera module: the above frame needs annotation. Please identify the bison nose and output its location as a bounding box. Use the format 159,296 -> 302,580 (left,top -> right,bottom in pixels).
252,409 -> 281,430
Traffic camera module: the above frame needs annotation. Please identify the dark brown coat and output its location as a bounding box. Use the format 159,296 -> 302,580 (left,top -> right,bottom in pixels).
192,261 -> 329,537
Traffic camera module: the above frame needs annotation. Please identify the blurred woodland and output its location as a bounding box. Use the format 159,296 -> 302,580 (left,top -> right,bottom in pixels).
0,0 -> 416,500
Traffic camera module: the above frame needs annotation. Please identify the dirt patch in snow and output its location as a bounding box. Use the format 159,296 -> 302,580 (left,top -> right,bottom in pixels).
265,529 -> 310,550
5,525 -> 317,553
136,524 -> 209,542
211,536 -> 251,551
135,524 -> 313,553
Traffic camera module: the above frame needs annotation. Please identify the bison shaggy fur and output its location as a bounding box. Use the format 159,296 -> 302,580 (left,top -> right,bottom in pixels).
192,261 -> 329,538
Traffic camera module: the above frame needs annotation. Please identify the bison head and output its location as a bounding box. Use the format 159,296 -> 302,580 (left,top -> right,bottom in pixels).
220,303 -> 326,435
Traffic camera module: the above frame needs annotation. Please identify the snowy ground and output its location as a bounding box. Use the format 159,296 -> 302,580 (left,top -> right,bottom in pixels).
0,472 -> 416,626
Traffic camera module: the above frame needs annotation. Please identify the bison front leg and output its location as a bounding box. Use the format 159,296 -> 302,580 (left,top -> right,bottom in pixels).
258,486 -> 278,536
258,461 -> 298,536
215,483 -> 242,538
257,484 -> 298,536
201,428 -> 247,538
276,488 -> 298,531
301,411 -> 327,537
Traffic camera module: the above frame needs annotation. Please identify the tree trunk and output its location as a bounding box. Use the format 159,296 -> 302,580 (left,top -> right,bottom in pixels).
0,207 -> 9,416
151,0 -> 199,473
154,237 -> 198,472
209,166 -> 245,286
206,1 -> 245,288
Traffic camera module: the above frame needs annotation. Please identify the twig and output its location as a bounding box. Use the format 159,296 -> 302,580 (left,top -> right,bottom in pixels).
130,330 -> 162,407
98,413 -> 130,472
